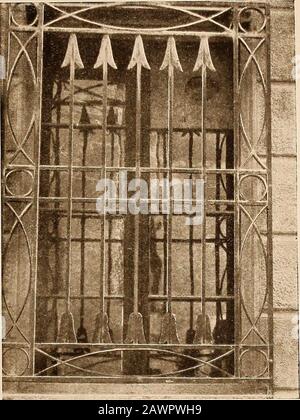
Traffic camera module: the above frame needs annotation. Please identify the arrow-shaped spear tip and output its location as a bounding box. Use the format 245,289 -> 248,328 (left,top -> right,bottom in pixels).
128,35 -> 150,70
160,36 -> 183,72
94,34 -> 117,70
61,34 -> 84,69
193,36 -> 216,73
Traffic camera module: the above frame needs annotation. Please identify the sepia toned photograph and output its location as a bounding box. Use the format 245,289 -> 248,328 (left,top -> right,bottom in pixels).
0,0 -> 299,401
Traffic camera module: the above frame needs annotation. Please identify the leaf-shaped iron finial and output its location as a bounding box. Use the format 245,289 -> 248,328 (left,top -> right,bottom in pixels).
159,312 -> 180,344
193,36 -> 216,72
193,313 -> 213,344
124,312 -> 146,344
93,313 -> 113,343
61,34 -> 84,69
160,36 -> 183,72
128,35 -> 150,70
57,311 -> 77,343
94,35 -> 117,70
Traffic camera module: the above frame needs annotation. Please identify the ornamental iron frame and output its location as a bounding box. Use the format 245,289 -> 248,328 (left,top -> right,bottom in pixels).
2,1 -> 272,395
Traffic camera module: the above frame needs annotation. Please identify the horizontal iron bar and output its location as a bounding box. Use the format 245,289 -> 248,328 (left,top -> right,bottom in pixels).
9,26 -> 266,40
36,294 -> 233,301
38,197 -> 237,203
35,343 -> 268,349
42,123 -> 229,134
2,341 -> 270,350
38,165 -> 266,175
42,26 -> 234,37
43,123 -> 126,129
148,295 -> 234,301
3,375 -> 271,384
47,237 -> 229,244
39,165 -> 204,173
149,128 -> 230,133
39,208 -> 233,216
44,3 -> 233,11
37,1 -> 269,9
2,342 -> 31,348
6,164 -> 267,175
37,294 -> 124,300
4,196 -> 267,206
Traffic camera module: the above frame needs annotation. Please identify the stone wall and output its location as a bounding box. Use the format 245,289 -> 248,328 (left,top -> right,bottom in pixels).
268,0 -> 299,398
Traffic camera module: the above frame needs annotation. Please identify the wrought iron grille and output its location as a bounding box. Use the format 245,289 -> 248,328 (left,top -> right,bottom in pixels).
2,1 -> 272,392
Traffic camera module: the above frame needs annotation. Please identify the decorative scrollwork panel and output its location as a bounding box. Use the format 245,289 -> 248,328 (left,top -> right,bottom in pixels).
2,3 -> 44,376
236,3 -> 272,382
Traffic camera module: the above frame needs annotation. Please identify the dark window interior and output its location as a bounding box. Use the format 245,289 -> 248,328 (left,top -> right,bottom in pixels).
35,33 -> 235,376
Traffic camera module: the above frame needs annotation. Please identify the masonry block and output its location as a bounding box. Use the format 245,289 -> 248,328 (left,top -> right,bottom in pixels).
274,311 -> 299,389
272,157 -> 297,232
271,82 -> 297,155
271,9 -> 295,81
273,234 -> 298,309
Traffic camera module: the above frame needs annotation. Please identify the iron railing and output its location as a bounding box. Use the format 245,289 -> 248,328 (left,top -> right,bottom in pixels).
2,2 -> 272,394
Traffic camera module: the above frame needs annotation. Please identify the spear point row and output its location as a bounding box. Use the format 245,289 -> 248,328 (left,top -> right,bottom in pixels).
61,34 -> 216,73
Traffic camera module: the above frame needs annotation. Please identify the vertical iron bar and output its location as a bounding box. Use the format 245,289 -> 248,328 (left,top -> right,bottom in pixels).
189,131 -> 194,329
79,120 -> 88,336
133,64 -> 142,314
66,45 -> 75,313
215,132 -> 221,320
265,4 -> 273,396
32,2 -> 44,374
163,132 -> 168,304
233,5 -> 241,377
107,132 -> 115,317
99,59 -> 108,340
201,64 -> 207,338
226,130 -> 235,373
54,80 -> 62,340
166,65 -> 174,315
3,4 -> 10,169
